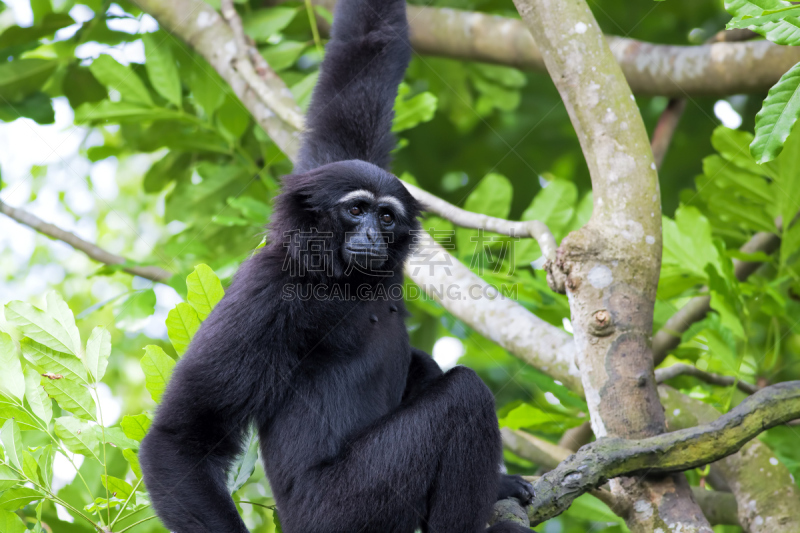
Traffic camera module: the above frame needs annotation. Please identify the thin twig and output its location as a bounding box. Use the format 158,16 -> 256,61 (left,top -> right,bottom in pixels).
404,182 -> 557,261
655,363 -> 758,395
0,200 -> 172,282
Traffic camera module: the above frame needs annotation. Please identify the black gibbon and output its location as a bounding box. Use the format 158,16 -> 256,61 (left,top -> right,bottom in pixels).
139,0 -> 534,531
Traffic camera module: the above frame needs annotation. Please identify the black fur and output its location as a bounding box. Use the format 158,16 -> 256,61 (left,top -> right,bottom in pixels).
139,0 -> 533,531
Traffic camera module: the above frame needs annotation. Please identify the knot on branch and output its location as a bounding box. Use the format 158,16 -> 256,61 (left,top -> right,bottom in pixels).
544,252 -> 570,294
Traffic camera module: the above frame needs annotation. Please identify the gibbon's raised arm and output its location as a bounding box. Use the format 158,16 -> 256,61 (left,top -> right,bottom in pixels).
295,0 -> 411,173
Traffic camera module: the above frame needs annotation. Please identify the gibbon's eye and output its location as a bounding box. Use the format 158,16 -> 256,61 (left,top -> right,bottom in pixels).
381,213 -> 393,224
349,206 -> 363,216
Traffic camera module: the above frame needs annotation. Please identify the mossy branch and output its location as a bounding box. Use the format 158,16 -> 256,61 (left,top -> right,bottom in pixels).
523,380 -> 800,525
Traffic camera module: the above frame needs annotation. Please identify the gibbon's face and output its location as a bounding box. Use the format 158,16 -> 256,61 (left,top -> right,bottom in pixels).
275,160 -> 420,277
337,187 -> 408,272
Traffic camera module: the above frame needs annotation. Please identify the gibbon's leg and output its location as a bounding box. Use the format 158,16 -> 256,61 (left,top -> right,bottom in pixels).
276,367 -> 504,533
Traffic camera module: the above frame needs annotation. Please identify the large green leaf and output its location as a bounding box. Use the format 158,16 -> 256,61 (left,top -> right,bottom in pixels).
166,303 -> 200,356
0,420 -> 22,469
775,123 -> 800,225
120,413 -> 152,443
114,289 -> 156,331
393,84 -> 438,133
24,369 -> 51,425
45,292 -> 81,357
725,0 -> 800,45
260,41 -> 307,72
662,206 -> 722,278
0,91 -> 55,124
140,346 -> 176,403
36,445 -> 54,490
0,464 -> 21,492
0,510 -> 26,533
702,155 -> 773,204
0,487 -> 42,511
102,475 -> 134,502
186,264 -> 224,321
123,449 -> 142,479
521,179 -> 578,237
244,7 -> 298,41
143,32 -> 182,107
5,301 -> 77,355
54,417 -> 100,459
89,54 -> 153,106
464,173 -> 513,219
751,61 -> 800,163
0,332 -> 24,401
95,426 -> 140,451
711,126 -> 779,179
85,327 -> 111,382
0,59 -> 56,101
42,377 -> 96,421
20,338 -> 87,384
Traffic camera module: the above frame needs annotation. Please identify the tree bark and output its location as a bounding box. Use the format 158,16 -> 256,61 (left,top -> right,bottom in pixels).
513,0 -> 710,530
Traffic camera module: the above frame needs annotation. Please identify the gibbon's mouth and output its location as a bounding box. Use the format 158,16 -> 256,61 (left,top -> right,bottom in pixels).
345,246 -> 387,259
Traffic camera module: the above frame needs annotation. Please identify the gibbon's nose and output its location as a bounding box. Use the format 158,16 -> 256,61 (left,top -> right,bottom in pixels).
366,227 -> 378,243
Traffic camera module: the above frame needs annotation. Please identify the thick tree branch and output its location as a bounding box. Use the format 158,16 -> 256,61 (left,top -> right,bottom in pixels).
501,428 -> 740,526
516,381 -> 800,526
0,200 -> 172,282
512,0 -> 710,530
310,0 -> 800,98
655,363 -> 758,394
661,386 -> 800,532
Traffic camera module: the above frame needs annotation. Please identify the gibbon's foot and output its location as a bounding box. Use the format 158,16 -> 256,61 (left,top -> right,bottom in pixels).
497,474 -> 535,505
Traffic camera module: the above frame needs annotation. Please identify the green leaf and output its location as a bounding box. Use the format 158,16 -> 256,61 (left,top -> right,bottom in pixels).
20,338 -> 88,384
0,465 -> 21,492
725,0 -> 800,45
521,179 -> 578,237
120,413 -> 152,442
45,292 -> 81,358
189,62 -> 226,117
0,13 -> 73,51
95,426 -> 140,451
114,289 -> 156,331
144,151 -> 192,193
36,445 -> 53,489
102,475 -> 134,501
166,303 -> 200,356
186,264 -> 225,321
21,450 -> 40,485
123,449 -> 142,478
775,122 -> 800,224
74,100 -> 176,123
0,419 -> 22,469
85,327 -> 111,382
0,92 -> 55,124
464,173 -> 513,219
5,300 -> 77,355
42,377 -> 96,421
290,71 -> 319,111
751,61 -> 800,163
711,126 -> 779,179
0,510 -> 27,533
0,332 -> 24,401
89,54 -> 153,106
141,346 -> 175,403
0,59 -> 57,102
0,406 -> 37,432
0,488 -> 42,511
702,155 -> 772,204
143,32 -> 182,107
217,94 -> 250,140
227,428 -> 259,493
498,403 -> 582,433
24,369 -> 51,425
54,417 -> 100,459
662,206 -> 722,278
392,84 -> 438,133
260,41 -> 307,71
244,7 -> 298,41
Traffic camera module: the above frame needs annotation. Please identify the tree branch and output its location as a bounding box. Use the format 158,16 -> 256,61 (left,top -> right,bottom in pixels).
655,363 -> 758,394
518,380 -> 800,526
404,182 -> 557,261
310,0 -> 800,98
501,428 -> 740,526
661,386 -> 800,532
512,0 -> 710,529
0,199 -> 172,282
